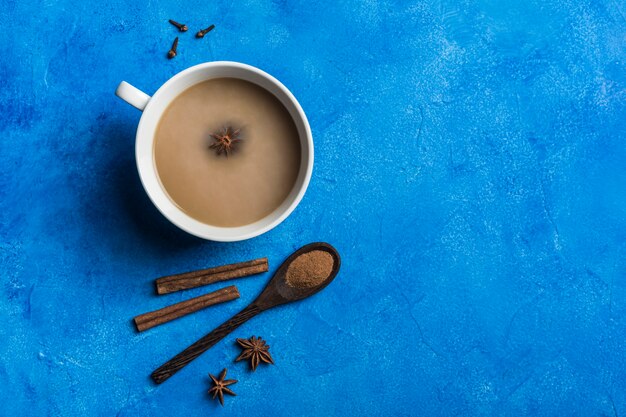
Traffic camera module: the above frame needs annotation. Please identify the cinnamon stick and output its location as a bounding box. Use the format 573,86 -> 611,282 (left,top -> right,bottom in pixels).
134,285 -> 240,332
155,258 -> 268,295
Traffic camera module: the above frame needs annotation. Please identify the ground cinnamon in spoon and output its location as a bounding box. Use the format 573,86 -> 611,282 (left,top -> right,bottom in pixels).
285,250 -> 334,288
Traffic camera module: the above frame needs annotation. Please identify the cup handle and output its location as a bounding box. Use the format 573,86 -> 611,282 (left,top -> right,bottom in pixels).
115,81 -> 151,111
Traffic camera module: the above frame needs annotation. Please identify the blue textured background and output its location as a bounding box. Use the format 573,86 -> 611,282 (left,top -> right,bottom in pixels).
1,0 -> 625,415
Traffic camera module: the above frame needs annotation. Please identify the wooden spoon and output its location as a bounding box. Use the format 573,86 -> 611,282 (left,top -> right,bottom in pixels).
151,242 -> 341,384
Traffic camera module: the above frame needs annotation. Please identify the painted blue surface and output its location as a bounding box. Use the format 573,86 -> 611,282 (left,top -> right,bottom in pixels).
0,0 -> 625,415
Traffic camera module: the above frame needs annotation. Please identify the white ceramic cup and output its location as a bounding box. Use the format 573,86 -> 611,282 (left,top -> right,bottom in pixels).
115,62 -> 313,242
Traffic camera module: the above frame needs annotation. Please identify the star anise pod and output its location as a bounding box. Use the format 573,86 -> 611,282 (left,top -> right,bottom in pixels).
235,336 -> 274,371
208,368 -> 237,406
209,126 -> 242,156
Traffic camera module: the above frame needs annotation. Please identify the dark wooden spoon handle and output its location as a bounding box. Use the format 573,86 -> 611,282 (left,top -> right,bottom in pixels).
151,304 -> 262,384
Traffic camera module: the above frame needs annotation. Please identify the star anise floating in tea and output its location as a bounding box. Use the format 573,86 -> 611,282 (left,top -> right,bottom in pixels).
208,368 -> 237,406
235,336 -> 274,371
209,125 -> 242,156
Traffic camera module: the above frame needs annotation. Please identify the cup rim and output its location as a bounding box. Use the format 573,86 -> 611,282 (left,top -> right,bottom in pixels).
135,61 -> 313,242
